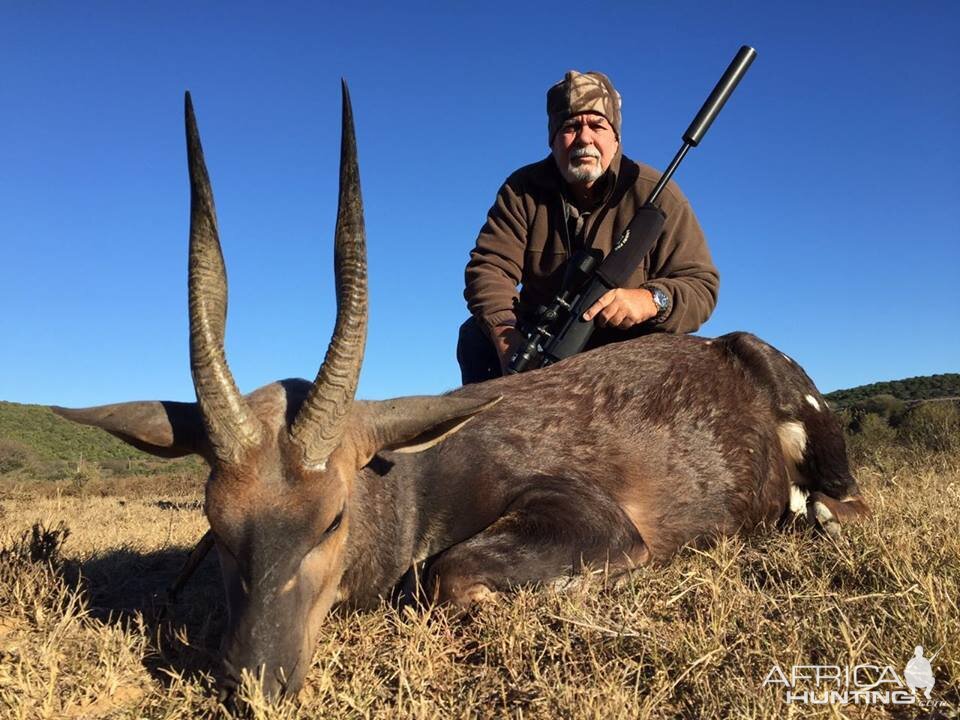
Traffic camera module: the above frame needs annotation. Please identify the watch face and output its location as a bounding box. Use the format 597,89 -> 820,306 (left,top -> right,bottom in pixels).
652,288 -> 668,311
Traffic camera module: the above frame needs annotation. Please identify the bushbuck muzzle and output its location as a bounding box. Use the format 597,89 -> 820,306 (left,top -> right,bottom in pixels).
216,508 -> 345,698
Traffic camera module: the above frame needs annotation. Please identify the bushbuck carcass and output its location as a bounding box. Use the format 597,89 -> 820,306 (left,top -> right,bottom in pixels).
53,84 -> 868,702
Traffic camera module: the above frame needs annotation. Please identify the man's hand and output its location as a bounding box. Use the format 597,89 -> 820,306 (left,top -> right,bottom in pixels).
491,324 -> 523,373
582,287 -> 657,329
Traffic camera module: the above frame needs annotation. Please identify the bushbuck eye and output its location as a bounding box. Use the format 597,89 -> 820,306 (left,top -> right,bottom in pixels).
324,509 -> 344,535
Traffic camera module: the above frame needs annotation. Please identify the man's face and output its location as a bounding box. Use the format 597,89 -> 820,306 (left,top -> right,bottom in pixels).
551,112 -> 619,187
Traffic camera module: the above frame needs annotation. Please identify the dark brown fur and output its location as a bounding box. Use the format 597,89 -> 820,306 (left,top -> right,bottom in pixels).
334,331 -> 868,606
55,327 -> 869,699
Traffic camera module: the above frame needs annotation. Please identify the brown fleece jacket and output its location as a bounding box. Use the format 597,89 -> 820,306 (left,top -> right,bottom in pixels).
465,151 -> 719,337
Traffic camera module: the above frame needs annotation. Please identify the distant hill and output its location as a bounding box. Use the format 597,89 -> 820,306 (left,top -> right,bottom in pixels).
824,373 -> 960,408
0,401 -> 153,463
0,401 -> 208,481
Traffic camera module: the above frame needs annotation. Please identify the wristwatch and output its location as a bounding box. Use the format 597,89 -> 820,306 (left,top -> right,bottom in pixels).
647,285 -> 670,322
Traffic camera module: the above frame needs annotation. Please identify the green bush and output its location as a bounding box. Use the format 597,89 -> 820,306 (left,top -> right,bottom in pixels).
0,438 -> 36,474
71,460 -> 101,490
857,394 -> 907,425
897,401 -> 960,452
846,412 -> 897,463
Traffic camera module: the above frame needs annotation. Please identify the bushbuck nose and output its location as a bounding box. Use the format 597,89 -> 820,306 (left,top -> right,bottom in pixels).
220,653 -> 302,705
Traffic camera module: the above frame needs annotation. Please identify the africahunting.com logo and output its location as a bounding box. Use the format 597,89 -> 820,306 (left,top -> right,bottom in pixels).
762,646 -> 941,706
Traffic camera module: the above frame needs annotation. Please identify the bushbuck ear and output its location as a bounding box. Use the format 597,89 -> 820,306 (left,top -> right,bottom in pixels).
349,395 -> 501,466
51,401 -> 207,459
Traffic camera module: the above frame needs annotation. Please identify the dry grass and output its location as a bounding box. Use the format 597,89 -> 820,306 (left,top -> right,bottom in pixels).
0,452 -> 958,719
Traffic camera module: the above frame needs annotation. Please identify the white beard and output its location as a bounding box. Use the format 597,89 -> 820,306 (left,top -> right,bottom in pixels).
559,147 -> 604,184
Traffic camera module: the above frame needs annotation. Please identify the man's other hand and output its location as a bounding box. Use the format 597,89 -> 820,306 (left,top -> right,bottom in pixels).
582,288 -> 657,329
491,324 -> 523,373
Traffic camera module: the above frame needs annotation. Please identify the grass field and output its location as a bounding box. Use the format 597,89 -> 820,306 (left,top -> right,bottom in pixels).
0,419 -> 958,718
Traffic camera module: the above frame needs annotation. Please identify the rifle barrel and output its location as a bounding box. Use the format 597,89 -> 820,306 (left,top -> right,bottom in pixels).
646,45 -> 756,208
646,142 -> 691,208
684,45 -> 757,147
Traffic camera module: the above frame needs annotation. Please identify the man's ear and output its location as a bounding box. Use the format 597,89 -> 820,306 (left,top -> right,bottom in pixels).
346,395 -> 501,468
51,401 -> 207,459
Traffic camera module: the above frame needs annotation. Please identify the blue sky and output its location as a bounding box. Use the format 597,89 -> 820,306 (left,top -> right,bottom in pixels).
1,2 -> 957,407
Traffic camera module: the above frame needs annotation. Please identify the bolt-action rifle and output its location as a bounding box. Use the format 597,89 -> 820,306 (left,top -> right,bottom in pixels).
508,45 -> 757,374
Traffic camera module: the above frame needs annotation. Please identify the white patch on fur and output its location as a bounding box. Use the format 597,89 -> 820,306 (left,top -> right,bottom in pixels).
805,394 -> 821,411
777,421 -> 808,464
780,352 -> 794,364
789,485 -> 808,517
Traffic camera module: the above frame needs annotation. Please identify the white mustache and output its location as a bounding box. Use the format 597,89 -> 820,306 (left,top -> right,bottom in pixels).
570,146 -> 601,160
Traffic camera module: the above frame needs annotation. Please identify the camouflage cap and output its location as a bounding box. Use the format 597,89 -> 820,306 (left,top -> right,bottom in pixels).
547,70 -> 622,144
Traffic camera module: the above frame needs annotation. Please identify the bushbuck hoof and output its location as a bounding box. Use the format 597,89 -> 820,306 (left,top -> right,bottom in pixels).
456,582 -> 499,607
807,492 -> 870,538
431,575 -> 499,608
811,499 -> 841,538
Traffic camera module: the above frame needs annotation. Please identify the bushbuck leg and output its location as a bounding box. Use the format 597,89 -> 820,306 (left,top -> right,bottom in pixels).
426,477 -> 649,607
720,332 -> 871,537
806,492 -> 871,538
